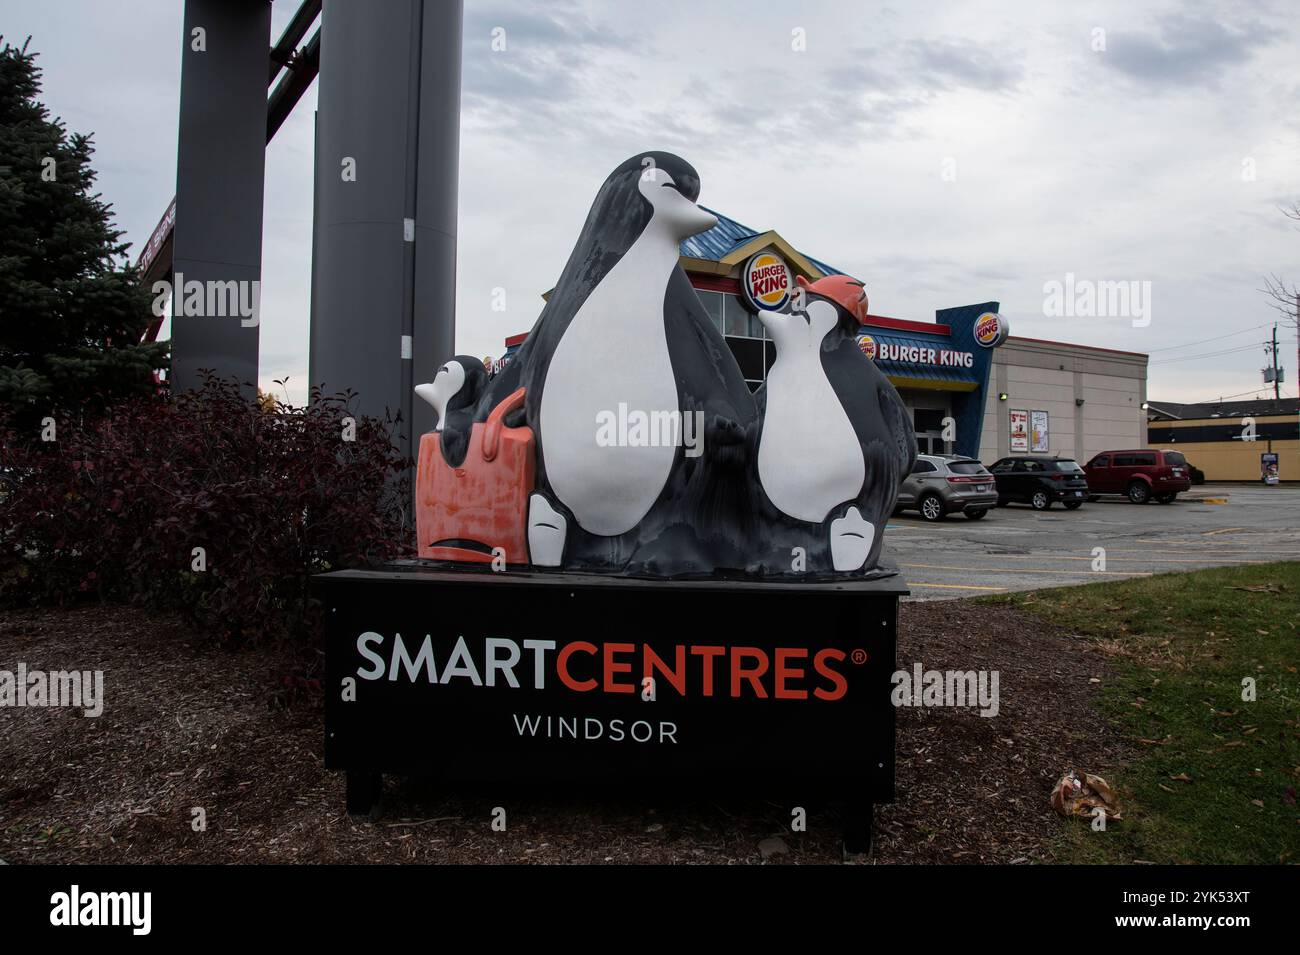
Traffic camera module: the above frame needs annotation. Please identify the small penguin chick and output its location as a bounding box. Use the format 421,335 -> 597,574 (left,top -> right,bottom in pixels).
415,356 -> 487,430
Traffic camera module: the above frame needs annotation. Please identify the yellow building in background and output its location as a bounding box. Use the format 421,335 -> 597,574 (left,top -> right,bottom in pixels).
1146,398 -> 1299,482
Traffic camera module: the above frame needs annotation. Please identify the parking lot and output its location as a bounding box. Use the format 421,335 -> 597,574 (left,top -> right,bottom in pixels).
884,483 -> 1300,599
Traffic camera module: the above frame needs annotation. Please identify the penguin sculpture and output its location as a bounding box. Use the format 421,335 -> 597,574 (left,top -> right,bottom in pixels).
412,153 -> 914,578
413,355 -> 533,564
755,275 -> 917,572
416,356 -> 490,466
470,152 -> 758,574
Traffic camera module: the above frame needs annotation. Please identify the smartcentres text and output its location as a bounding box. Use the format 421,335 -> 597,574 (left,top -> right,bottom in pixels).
355,632 -> 851,699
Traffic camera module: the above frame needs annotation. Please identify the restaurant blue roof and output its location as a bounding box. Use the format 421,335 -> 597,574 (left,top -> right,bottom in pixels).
684,207 -> 845,276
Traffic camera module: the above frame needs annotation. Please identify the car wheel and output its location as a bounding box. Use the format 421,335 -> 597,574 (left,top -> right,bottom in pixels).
1155,492 -> 1176,504
919,493 -> 945,522
1064,501 -> 1083,510
1030,490 -> 1051,510
964,508 -> 988,520
1127,481 -> 1151,504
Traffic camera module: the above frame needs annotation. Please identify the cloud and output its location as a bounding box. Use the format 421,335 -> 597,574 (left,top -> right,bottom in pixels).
1100,14 -> 1273,89
460,4 -> 1026,162
904,38 -> 1022,93
460,1 -> 636,139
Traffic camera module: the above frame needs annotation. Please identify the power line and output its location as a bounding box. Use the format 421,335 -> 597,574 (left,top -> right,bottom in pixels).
1184,385 -> 1296,404
1145,322 -> 1272,353
1150,343 -> 1262,364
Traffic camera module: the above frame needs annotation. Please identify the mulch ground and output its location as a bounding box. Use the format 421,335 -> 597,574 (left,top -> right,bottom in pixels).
0,599 -> 1125,864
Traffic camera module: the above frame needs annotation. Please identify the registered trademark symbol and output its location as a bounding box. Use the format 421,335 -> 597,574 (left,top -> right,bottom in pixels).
851,649 -> 868,665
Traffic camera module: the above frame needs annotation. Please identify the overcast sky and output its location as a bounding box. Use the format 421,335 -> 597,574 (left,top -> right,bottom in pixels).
3,0 -> 1299,406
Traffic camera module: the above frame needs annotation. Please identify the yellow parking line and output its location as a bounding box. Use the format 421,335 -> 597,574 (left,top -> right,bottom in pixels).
1202,527 -> 1244,536
1134,538 -> 1266,545
883,527 -> 967,535
971,554 -> 1268,565
1099,548 -> 1300,556
907,581 -> 1006,591
901,562 -> 1152,577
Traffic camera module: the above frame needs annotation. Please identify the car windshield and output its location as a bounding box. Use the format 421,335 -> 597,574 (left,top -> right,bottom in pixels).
947,461 -> 987,475
1163,451 -> 1187,466
1050,460 -> 1084,473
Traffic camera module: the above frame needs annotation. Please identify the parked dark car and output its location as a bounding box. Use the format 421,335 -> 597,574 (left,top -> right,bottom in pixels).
987,456 -> 1089,510
1083,448 -> 1191,504
896,454 -> 998,521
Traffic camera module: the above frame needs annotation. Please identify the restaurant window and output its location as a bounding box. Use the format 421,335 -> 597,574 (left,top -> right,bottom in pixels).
725,336 -> 766,389
698,290 -> 724,334
724,296 -> 762,338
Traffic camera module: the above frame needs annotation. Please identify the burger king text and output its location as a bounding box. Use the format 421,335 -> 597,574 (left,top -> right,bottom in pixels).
874,343 -> 974,367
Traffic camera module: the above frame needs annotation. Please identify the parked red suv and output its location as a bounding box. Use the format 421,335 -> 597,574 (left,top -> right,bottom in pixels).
1083,449 -> 1191,504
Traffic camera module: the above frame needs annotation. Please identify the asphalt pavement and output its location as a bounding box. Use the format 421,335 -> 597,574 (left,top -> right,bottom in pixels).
882,483 -> 1300,600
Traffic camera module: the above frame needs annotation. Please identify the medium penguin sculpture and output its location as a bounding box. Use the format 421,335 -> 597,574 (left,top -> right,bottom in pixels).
755,275 -> 916,572
413,355 -> 533,564
415,356 -> 490,467
471,152 -> 758,574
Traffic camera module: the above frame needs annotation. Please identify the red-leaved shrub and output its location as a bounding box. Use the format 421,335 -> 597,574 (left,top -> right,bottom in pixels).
0,376 -> 413,644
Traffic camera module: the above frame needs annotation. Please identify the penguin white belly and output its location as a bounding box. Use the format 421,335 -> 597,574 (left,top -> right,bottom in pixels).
758,351 -> 864,523
539,254 -> 679,536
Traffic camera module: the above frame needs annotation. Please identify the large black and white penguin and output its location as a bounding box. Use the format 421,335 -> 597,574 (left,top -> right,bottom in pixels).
754,274 -> 916,573
472,152 -> 758,573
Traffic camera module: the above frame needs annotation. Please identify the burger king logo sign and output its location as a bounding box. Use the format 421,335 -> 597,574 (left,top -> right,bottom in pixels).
857,334 -> 877,360
974,312 -> 1009,348
742,252 -> 793,312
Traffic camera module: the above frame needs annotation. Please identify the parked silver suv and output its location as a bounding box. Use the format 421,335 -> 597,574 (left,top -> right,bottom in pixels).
896,454 -> 998,521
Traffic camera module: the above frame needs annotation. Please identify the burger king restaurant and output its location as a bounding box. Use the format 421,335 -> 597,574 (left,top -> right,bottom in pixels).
501,208 -> 1148,464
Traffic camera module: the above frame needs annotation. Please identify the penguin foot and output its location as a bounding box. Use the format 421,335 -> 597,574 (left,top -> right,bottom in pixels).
830,505 -> 875,572
527,493 -> 567,568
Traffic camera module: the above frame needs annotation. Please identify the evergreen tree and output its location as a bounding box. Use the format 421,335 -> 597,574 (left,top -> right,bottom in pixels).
0,36 -> 168,423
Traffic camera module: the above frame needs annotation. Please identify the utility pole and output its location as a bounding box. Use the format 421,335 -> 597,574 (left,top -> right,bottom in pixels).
1263,323 -> 1283,401
1272,324 -> 1281,400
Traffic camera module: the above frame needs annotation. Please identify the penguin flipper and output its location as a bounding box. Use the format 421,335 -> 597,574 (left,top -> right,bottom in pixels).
527,492 -> 566,567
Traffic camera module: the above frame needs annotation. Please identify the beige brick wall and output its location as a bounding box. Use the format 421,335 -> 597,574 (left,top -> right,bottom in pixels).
978,338 -> 1146,464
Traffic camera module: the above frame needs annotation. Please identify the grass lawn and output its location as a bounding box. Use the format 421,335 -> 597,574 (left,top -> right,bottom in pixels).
983,562 -> 1300,864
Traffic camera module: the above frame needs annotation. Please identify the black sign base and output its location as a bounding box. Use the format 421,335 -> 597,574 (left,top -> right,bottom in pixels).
316,564 -> 904,854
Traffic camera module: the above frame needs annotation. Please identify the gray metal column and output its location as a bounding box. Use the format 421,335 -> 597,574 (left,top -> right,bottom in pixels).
310,0 -> 462,458
172,0 -> 271,395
